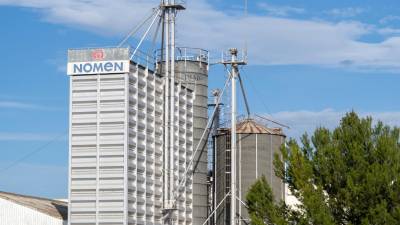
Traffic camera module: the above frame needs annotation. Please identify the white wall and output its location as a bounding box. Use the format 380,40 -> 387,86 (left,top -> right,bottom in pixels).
0,198 -> 66,225
285,184 -> 301,210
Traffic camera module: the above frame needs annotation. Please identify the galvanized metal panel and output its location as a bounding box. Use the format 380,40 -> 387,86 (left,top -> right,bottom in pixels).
0,198 -> 66,225
214,122 -> 285,225
69,48 -> 194,225
175,60 -> 208,225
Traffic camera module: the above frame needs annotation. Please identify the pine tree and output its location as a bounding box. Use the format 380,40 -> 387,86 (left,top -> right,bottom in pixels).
247,112 -> 400,225
246,175 -> 288,225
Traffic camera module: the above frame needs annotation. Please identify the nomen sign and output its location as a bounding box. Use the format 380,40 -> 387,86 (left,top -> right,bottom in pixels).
67,60 -> 130,75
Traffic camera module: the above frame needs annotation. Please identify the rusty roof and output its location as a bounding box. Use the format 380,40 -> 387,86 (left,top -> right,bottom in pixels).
0,191 -> 67,220
219,119 -> 285,136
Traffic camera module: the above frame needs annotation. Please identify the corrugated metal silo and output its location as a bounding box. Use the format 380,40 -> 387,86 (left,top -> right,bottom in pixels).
214,119 -> 285,225
157,47 -> 209,225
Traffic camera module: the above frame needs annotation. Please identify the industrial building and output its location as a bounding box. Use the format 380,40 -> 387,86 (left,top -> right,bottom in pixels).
213,119 -> 285,225
67,44 -> 208,225
65,2 -> 286,225
66,2 -> 212,224
0,191 -> 67,225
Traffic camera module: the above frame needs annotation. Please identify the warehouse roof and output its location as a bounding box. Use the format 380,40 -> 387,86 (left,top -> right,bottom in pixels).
218,119 -> 284,136
0,191 -> 67,220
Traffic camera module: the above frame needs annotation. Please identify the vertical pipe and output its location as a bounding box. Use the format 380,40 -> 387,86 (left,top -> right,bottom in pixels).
164,3 -> 170,205
212,90 -> 220,225
213,135 -> 217,225
170,4 -> 176,212
281,137 -> 284,201
230,49 -> 238,225
238,134 -> 242,225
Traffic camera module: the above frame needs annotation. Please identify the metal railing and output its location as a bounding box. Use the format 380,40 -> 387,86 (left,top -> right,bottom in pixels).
155,47 -> 209,64
220,49 -> 248,65
68,46 -> 156,71
129,47 -> 156,71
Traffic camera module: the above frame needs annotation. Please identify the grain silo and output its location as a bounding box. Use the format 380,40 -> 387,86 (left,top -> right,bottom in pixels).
213,119 -> 285,225
157,47 -> 209,225
67,47 -> 195,225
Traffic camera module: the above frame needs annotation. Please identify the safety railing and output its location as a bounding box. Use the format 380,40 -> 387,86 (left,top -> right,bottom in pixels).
155,47 -> 209,64
129,48 -> 156,71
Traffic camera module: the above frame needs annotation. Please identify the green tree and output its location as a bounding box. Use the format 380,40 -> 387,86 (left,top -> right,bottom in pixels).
246,175 -> 288,225
247,112 -> 400,225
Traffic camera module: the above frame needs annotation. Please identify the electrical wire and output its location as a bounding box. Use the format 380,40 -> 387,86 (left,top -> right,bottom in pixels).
0,131 -> 68,174
239,67 -> 291,130
239,67 -> 275,116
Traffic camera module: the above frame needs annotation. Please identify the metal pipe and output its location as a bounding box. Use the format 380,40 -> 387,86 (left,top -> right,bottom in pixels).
164,3 -> 170,206
130,9 -> 161,60
213,135 -> 217,225
235,195 -> 248,208
173,74 -> 231,201
170,3 -> 176,212
230,48 -> 238,225
118,8 -> 158,47
202,191 -> 231,225
254,114 -> 290,129
238,74 -> 250,118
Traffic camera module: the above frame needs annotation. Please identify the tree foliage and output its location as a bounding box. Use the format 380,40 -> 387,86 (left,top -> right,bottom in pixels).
246,112 -> 400,225
246,175 -> 288,225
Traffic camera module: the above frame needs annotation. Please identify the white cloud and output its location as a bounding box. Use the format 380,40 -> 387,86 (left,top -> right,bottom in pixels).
0,132 -> 67,141
377,27 -> 400,35
0,100 -> 60,110
326,7 -> 365,18
380,15 -> 400,24
258,2 -> 305,17
0,101 -> 39,109
0,0 -> 159,34
268,109 -> 400,140
1,0 -> 400,70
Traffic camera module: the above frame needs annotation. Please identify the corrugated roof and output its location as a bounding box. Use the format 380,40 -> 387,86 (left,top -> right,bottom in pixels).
236,119 -> 283,135
0,191 -> 67,220
218,119 -> 284,135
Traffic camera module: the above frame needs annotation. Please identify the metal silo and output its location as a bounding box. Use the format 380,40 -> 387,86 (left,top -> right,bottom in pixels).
214,119 -> 285,225
157,47 -> 209,225
67,47 -> 195,225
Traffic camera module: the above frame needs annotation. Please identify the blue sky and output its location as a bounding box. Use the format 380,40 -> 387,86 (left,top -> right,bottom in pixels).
1,0 -> 400,198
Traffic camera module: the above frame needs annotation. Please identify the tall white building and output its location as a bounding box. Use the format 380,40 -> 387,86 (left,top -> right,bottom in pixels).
67,48 -> 194,225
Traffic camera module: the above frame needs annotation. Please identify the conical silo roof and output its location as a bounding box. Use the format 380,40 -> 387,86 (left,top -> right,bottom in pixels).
236,119 -> 284,135
216,118 -> 285,136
